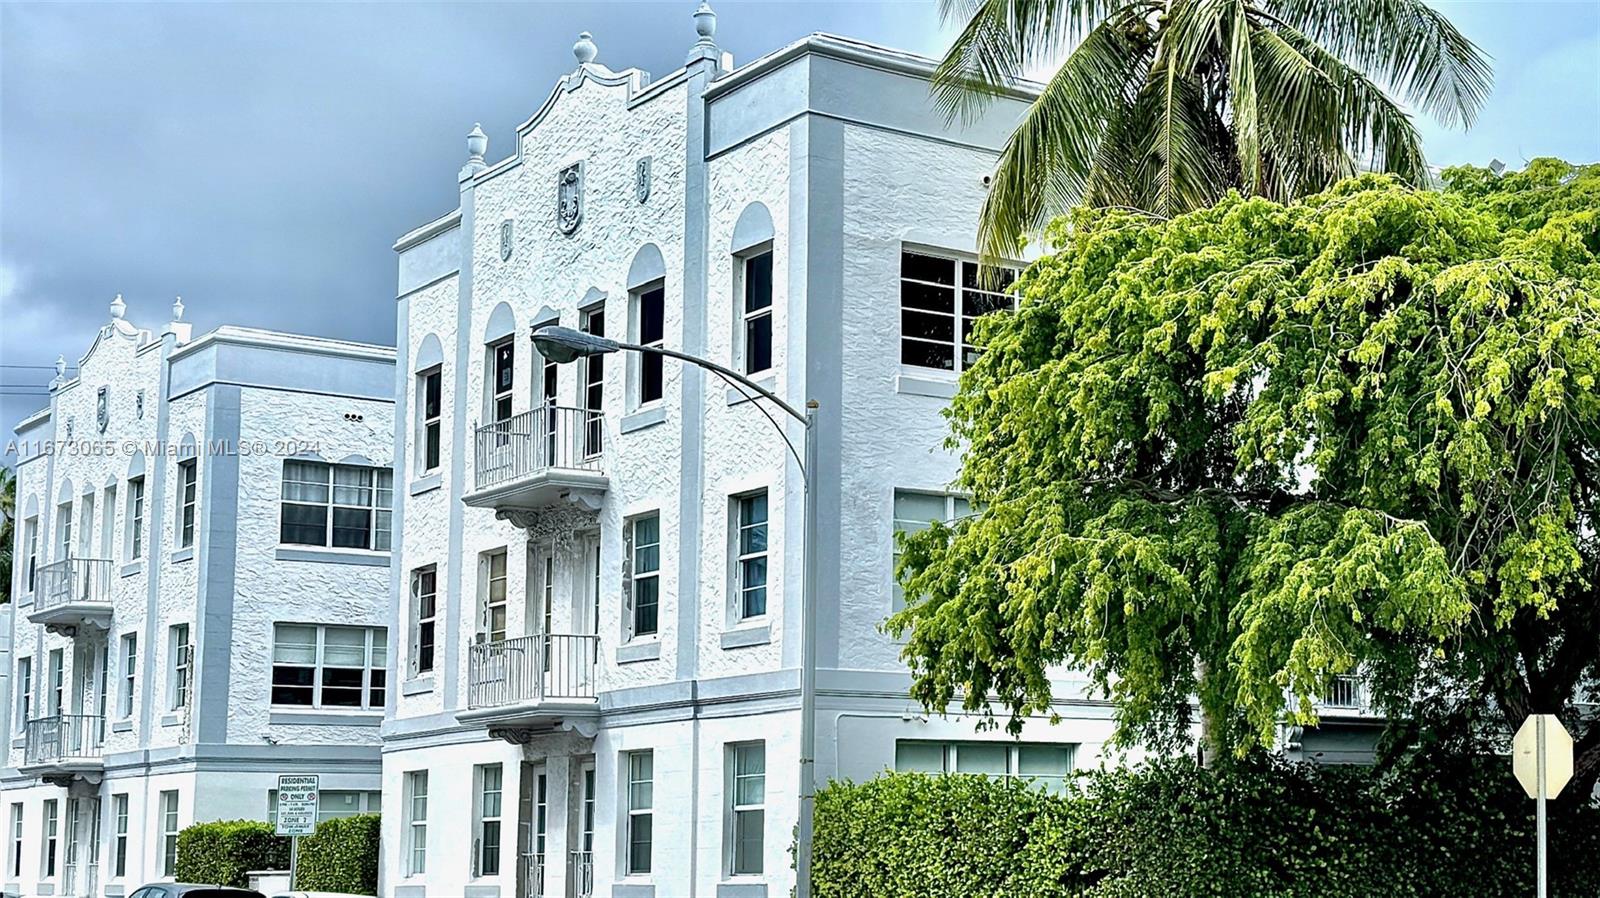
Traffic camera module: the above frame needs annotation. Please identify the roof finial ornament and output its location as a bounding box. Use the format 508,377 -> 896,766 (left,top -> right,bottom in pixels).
693,2 -> 717,47
573,31 -> 598,66
172,295 -> 185,321
50,355 -> 67,390
466,123 -> 488,165
110,293 -> 126,320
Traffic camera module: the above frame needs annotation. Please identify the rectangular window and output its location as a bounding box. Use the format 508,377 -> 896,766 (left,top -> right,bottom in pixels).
741,250 -> 774,374
735,492 -> 769,620
892,491 -> 973,612
101,484 -> 118,561
481,550 -> 508,643
169,625 -> 190,711
48,649 -> 63,716
119,634 -> 137,718
474,763 -> 503,877
15,657 -> 31,725
405,770 -> 429,876
41,799 -> 57,878
728,742 -> 766,875
159,790 -> 179,876
419,367 -> 443,473
271,624 -> 387,709
279,460 -> 393,551
894,740 -> 1074,792
491,339 -> 515,424
540,340 -> 559,463
635,284 -> 665,405
580,306 -> 605,457
411,566 -> 437,675
112,794 -> 128,878
126,478 -> 145,560
22,517 -> 38,594
629,514 -> 660,638
176,459 -> 197,548
900,251 -> 1016,372
8,803 -> 21,879
57,502 -> 73,559
625,750 -> 653,875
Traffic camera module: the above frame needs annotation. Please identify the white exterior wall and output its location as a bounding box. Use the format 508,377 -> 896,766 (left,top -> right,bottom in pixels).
3,310 -> 394,898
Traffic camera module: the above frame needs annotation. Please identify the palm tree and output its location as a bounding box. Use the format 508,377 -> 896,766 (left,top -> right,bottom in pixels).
935,0 -> 1493,258
0,466 -> 14,604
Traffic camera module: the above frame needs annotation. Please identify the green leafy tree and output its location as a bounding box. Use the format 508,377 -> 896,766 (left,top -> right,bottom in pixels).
933,0 -> 1493,258
891,162 -> 1600,792
0,466 -> 14,605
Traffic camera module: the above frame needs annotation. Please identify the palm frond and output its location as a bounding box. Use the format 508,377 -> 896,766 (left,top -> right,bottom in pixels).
1260,0 -> 1492,128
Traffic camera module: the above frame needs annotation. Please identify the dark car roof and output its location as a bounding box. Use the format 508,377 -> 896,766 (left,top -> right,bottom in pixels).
132,886 -> 267,898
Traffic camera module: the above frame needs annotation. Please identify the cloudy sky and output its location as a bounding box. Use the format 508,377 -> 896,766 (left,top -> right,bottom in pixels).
2,0 -> 1597,459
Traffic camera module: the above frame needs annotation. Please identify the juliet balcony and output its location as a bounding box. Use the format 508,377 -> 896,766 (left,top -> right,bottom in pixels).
459,634 -> 600,738
21,714 -> 105,784
28,557 -> 114,636
464,406 -> 608,515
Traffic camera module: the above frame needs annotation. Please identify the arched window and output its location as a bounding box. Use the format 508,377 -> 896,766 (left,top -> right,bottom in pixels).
626,245 -> 667,408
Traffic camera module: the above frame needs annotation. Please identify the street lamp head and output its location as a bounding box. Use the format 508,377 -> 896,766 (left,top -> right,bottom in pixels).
530,324 -> 618,363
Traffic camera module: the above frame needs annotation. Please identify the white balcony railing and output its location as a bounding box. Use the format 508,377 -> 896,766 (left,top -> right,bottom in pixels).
475,406 -> 603,492
24,715 -> 104,766
467,634 -> 598,711
34,557 -> 113,612
1321,675 -> 1368,709
569,850 -> 595,898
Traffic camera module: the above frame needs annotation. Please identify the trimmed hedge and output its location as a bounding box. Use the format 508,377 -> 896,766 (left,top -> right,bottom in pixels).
174,819 -> 289,888
813,756 -> 1600,897
294,813 -> 380,894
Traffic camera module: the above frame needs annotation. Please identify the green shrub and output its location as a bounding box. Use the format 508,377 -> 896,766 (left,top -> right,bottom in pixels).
294,813 -> 380,894
813,756 -> 1600,898
174,819 -> 289,887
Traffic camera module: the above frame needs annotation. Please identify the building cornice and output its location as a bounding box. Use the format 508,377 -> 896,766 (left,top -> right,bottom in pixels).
168,325 -> 396,364
393,209 -> 462,253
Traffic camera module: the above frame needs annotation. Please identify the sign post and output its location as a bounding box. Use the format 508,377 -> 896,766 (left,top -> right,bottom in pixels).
275,774 -> 319,888
1513,715 -> 1572,898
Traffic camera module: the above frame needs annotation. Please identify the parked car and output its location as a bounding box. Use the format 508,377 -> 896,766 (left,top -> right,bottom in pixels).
269,893 -> 375,898
129,887 -> 266,898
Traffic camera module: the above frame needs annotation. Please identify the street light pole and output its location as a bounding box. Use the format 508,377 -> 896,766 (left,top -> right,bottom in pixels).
530,325 -> 820,898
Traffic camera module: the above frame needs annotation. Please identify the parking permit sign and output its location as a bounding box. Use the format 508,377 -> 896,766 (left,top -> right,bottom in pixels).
276,774 -> 319,836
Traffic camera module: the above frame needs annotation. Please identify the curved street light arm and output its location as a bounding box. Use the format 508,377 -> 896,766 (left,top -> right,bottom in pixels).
614,340 -> 809,424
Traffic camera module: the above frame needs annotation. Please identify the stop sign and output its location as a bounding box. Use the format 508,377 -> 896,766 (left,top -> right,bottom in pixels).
1513,714 -> 1572,801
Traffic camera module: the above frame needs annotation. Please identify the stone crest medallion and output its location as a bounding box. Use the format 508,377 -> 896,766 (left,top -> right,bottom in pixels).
97,385 -> 110,432
635,156 -> 652,204
557,163 -> 583,234
500,219 -> 514,261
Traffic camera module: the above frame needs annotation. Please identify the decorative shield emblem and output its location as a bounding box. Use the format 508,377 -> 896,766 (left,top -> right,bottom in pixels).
635,157 -> 652,204
135,388 -> 146,419
557,163 -> 583,235
500,219 -> 514,261
97,386 -> 110,432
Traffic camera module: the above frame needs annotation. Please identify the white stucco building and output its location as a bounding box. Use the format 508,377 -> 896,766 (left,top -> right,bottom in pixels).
380,11 -> 1137,898
2,298 -> 395,896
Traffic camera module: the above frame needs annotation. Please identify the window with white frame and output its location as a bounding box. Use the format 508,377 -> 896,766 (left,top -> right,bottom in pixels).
899,250 -> 1017,372
740,249 -> 774,375
22,516 -> 38,594
405,770 -> 429,876
8,802 -> 21,879
119,634 -> 136,718
176,459 -> 197,549
490,338 -> 515,424
625,750 -> 653,874
271,624 -> 387,709
159,790 -> 179,876
410,566 -> 437,675
533,766 -> 549,892
112,794 -> 128,878
101,484 -> 118,561
268,789 -> 380,825
727,742 -> 766,875
891,491 -> 974,612
894,740 -> 1074,792
538,331 -> 558,463
279,461 -> 393,551
580,306 -> 605,457
479,549 -> 508,644
418,366 -> 443,473
627,514 -> 660,639
125,478 -> 144,560
41,798 -> 57,878
733,491 -> 768,620
48,649 -> 63,716
169,625 -> 190,711
15,657 -> 31,726
632,283 -> 665,406
474,763 -> 503,877
57,502 -> 73,559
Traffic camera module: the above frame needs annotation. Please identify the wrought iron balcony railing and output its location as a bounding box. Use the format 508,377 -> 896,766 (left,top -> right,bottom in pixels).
474,405 -> 603,492
33,557 -> 113,612
24,714 -> 104,766
467,634 -> 599,711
